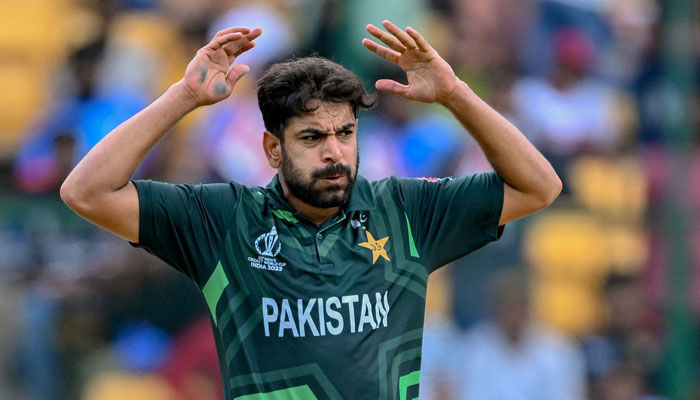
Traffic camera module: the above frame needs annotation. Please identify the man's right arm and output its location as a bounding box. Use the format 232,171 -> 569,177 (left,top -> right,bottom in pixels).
60,27 -> 261,243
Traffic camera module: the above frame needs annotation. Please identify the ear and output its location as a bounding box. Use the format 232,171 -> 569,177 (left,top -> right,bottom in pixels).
263,131 -> 282,169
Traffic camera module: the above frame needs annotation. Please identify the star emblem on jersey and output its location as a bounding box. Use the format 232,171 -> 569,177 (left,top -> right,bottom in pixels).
359,229 -> 390,264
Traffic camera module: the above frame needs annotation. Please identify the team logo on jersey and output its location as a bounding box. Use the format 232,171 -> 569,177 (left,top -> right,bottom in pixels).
358,228 -> 390,264
249,226 -> 286,272
255,226 -> 281,256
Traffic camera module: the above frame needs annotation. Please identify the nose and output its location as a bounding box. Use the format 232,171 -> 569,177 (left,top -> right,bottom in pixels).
321,135 -> 343,163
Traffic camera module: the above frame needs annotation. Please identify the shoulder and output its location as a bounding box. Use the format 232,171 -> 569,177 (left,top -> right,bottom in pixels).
365,175 -> 425,205
132,179 -> 261,211
367,175 -> 455,192
372,173 -> 500,194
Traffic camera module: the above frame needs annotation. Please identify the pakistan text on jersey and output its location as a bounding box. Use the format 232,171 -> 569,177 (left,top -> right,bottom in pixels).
262,292 -> 390,338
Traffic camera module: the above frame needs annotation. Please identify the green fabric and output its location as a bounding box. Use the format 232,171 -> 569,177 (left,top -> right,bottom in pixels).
131,172 -> 503,399
271,209 -> 299,224
202,262 -> 230,325
404,213 -> 420,258
234,385 -> 317,400
399,371 -> 420,400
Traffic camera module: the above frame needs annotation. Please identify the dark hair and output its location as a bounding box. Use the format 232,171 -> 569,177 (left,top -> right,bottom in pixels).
257,56 -> 377,141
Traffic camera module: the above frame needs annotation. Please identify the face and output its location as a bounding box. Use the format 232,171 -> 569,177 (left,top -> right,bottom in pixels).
274,101 -> 359,209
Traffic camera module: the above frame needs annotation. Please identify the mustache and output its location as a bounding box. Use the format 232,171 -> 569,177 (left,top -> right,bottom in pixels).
312,163 -> 352,179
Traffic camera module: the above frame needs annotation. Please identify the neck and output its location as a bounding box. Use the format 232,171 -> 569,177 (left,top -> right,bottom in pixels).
279,176 -> 340,226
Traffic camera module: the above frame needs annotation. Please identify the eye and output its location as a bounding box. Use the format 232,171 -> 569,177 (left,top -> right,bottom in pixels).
338,130 -> 354,137
301,134 -> 321,142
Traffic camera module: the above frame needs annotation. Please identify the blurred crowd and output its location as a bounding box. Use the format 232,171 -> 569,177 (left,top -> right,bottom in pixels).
0,0 -> 698,399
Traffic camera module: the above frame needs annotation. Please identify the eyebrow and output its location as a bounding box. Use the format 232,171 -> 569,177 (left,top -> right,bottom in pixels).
297,123 -> 356,136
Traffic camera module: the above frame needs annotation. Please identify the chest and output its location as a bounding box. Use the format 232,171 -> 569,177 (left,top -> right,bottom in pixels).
233,210 -> 404,293
210,208 -> 428,336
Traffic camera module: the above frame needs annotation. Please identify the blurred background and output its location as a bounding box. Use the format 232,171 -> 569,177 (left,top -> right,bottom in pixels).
0,0 -> 697,399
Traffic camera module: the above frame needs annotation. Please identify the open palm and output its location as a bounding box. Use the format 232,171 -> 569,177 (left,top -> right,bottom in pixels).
362,21 -> 459,104
180,27 -> 262,106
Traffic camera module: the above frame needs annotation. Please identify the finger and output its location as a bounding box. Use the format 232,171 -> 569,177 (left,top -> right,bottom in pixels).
375,79 -> 410,98
226,64 -> 250,87
382,20 -> 417,49
212,26 -> 251,39
362,38 -> 400,64
223,41 -> 256,65
366,24 -> 406,53
245,27 -> 263,41
222,27 -> 262,59
223,39 -> 254,60
233,41 -> 256,57
207,32 -> 244,51
406,27 -> 431,52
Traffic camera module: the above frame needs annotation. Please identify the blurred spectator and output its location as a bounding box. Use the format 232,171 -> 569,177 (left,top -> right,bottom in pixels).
180,94 -> 275,185
521,0 -> 612,77
359,67 -> 465,180
11,32 -> 152,194
599,364 -> 667,400
631,23 -> 665,145
449,221 -> 525,330
452,268 -> 586,400
600,0 -> 659,86
511,28 -> 635,187
419,266 -> 461,400
581,273 -> 664,400
161,316 -> 223,400
449,0 -> 536,75
81,322 -> 176,400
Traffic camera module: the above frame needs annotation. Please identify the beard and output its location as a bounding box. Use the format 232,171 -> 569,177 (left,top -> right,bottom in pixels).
280,147 -> 359,209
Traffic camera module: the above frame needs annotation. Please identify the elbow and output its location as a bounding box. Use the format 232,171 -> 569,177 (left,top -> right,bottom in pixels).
60,177 -> 88,214
59,179 -> 77,209
540,173 -> 563,208
528,173 -> 562,213
59,178 -> 75,206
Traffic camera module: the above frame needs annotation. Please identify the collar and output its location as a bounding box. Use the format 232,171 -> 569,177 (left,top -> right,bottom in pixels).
264,173 -> 376,214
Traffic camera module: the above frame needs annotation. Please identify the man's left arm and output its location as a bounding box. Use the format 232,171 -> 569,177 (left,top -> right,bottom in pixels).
363,21 -> 562,225
439,81 -> 561,225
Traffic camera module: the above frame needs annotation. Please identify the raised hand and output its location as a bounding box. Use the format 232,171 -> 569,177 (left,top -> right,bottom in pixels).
179,27 -> 262,106
362,21 -> 459,104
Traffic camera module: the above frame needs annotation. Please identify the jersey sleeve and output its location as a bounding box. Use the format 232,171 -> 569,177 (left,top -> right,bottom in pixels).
398,172 -> 504,271
131,180 -> 241,285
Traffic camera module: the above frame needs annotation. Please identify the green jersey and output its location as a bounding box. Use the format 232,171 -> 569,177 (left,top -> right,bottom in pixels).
132,172 -> 503,400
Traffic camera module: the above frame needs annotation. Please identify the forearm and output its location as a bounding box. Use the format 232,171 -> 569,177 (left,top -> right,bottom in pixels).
440,81 -> 561,203
61,83 -> 196,203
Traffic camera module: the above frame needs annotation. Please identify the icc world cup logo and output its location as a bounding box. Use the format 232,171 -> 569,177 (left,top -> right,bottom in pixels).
255,226 -> 282,257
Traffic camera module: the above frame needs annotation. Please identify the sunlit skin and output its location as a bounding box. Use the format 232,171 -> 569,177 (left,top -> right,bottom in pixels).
263,101 -> 359,226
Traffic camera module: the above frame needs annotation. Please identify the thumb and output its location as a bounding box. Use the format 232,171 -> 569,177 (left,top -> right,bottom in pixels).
375,79 -> 410,98
226,64 -> 251,87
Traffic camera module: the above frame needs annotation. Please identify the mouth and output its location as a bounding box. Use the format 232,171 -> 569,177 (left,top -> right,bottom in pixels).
319,175 -> 346,185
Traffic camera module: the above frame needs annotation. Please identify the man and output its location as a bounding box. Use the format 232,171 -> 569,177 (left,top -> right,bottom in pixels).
61,21 -> 561,400
453,269 -> 585,400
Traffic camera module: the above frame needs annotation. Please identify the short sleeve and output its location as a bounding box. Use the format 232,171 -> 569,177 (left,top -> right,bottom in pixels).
131,180 -> 241,285
398,172 -> 504,271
